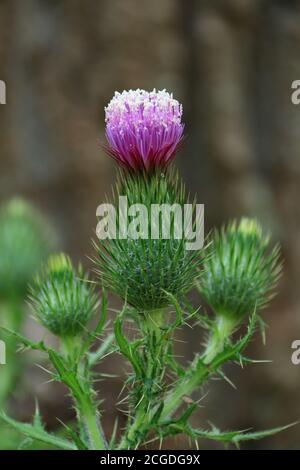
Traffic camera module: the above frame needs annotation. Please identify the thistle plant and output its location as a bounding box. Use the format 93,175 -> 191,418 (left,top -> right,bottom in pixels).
0,89 -> 294,451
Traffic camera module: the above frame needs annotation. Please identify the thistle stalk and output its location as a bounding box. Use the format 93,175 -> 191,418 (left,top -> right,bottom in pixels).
202,315 -> 237,364
60,335 -> 107,450
118,309 -> 165,449
76,393 -> 106,450
159,360 -> 209,422
156,337 -> 225,423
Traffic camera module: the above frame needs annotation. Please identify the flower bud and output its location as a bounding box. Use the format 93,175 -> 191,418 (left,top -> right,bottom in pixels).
30,254 -> 98,337
199,218 -> 281,320
0,198 -> 51,298
95,170 -> 202,311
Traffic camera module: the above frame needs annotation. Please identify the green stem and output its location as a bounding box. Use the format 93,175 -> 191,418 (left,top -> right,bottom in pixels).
118,308 -> 164,450
78,395 -> 106,450
159,356 -> 208,421
203,315 -> 237,364
60,335 -> 107,450
159,315 -> 237,422
60,335 -> 82,364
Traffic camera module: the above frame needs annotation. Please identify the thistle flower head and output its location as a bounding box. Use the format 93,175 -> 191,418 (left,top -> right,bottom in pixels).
29,253 -> 99,337
105,89 -> 184,172
0,198 -> 51,298
199,218 -> 282,320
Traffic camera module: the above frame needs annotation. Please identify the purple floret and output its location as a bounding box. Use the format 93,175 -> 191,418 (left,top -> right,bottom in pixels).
104,89 -> 184,171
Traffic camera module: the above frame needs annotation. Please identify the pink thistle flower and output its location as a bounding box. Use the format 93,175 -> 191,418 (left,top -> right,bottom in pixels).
104,89 -> 184,172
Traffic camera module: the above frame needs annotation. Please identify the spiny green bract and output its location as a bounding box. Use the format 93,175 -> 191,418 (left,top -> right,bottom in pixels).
29,253 -> 99,337
95,168 -> 202,311
199,218 -> 282,320
0,198 -> 51,299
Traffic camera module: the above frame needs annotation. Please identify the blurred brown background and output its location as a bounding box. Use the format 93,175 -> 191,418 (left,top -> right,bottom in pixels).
1,0 -> 300,449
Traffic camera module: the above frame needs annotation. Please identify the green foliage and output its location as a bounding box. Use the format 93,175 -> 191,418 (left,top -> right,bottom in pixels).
95,168 -> 202,311
29,253 -> 99,337
0,198 -> 51,299
199,218 -> 282,321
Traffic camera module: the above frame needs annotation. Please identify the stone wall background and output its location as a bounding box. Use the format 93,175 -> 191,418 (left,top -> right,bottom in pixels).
1,0 -> 300,449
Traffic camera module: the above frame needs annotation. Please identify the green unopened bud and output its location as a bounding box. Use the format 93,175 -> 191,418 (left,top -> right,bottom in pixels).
95,169 -> 202,311
199,218 -> 281,321
0,198 -> 51,298
29,253 -> 99,337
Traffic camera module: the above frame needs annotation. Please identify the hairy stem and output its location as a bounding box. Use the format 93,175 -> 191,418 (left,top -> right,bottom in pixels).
118,309 -> 165,449
159,315 -> 237,422
159,357 -> 208,421
203,315 -> 237,364
60,336 -> 107,450
77,394 -> 106,450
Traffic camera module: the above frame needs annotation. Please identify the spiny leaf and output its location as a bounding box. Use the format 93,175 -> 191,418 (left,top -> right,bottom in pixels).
88,333 -> 115,368
154,420 -> 297,447
114,313 -> 143,376
229,422 -> 298,444
161,290 -> 184,331
175,402 -> 198,426
48,350 -> 84,401
0,412 -> 76,450
0,327 -> 48,353
57,419 -> 88,450
151,402 -> 165,425
187,422 -> 298,445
